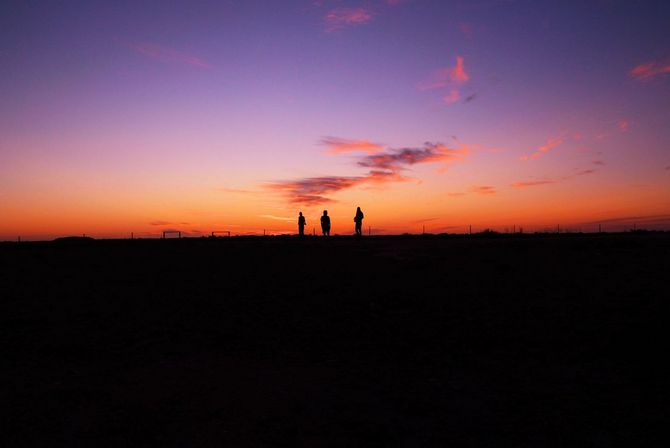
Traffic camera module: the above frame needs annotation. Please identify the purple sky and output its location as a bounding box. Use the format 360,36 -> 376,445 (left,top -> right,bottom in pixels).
1,0 -> 669,238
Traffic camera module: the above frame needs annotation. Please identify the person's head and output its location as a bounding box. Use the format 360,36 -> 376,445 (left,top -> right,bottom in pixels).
357,207 -> 361,212
299,211 -> 302,216
323,210 -> 328,216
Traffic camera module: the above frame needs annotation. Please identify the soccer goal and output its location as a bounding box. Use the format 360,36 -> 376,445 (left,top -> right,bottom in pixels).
162,231 -> 182,239
211,231 -> 231,237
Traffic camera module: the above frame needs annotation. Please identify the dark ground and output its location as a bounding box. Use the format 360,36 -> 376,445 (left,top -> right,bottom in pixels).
1,234 -> 668,447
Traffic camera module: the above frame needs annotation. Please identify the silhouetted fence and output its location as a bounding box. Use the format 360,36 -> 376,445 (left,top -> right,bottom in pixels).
162,231 -> 181,239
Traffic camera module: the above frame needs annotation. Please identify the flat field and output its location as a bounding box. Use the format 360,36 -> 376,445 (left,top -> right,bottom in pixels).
2,234 -> 667,446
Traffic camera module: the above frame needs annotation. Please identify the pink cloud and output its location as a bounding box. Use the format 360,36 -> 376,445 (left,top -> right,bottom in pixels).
128,42 -> 210,68
150,220 -> 191,226
630,60 -> 670,81
443,89 -> 461,104
470,185 -> 496,195
512,169 -> 597,189
576,169 -> 596,176
418,56 -> 469,90
520,137 -> 565,160
270,139 -> 477,204
358,142 -> 472,171
511,180 -> 555,188
267,171 -> 404,205
617,119 -> 629,132
320,137 -> 383,154
324,7 -> 373,31
458,22 -> 474,37
450,56 -> 469,83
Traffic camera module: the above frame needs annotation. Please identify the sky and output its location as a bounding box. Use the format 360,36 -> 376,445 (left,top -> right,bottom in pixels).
1,0 -> 669,239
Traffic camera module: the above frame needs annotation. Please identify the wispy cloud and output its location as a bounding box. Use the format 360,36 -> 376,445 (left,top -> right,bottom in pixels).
358,142 -> 470,171
443,90 -> 461,104
324,7 -> 373,31
267,172 -> 401,205
419,56 -> 469,91
617,119 -> 629,132
450,56 -> 469,83
269,139 -> 476,204
511,180 -> 556,188
630,60 -> 670,81
150,220 -> 191,226
512,169 -> 597,188
593,160 -> 606,166
259,214 -> 294,222
471,185 -> 496,195
520,137 -> 565,161
666,165 -> 670,171
320,136 -> 383,154
419,56 -> 470,106
576,169 -> 596,176
458,22 -> 474,37
128,42 -> 210,68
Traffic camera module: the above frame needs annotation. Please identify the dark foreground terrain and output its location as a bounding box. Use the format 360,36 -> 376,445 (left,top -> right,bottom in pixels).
2,234 -> 668,446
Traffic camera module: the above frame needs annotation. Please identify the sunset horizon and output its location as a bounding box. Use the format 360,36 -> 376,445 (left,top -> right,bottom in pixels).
4,2 -> 669,443
2,0 -> 669,240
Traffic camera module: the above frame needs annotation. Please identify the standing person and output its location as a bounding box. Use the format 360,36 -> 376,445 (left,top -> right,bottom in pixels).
320,210 -> 331,236
354,206 -> 364,236
298,211 -> 306,236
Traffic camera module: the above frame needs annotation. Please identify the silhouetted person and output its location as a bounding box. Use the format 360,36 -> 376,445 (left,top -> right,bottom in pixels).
354,206 -> 364,236
320,210 -> 331,236
298,211 -> 306,236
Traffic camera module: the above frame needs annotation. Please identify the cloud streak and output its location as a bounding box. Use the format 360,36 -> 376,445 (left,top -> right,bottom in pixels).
419,56 -> 470,91
267,172 -> 402,205
324,7 -> 373,31
520,137 -> 565,160
471,185 -> 496,195
419,56 -> 470,106
443,90 -> 461,104
269,140 -> 476,204
128,42 -> 210,68
511,180 -> 555,188
358,142 -> 470,171
630,60 -> 670,81
320,136 -> 383,154
512,169 -> 597,188
150,221 -> 191,226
